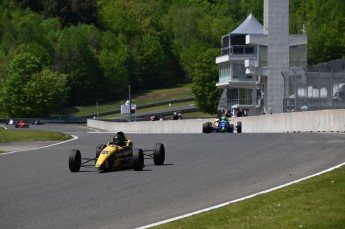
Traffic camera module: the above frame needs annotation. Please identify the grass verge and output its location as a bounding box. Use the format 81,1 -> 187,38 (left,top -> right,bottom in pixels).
0,128 -> 72,143
154,165 -> 345,229
61,83 -> 194,117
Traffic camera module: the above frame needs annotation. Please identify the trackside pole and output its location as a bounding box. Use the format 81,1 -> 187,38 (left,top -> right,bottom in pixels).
129,84 -> 131,122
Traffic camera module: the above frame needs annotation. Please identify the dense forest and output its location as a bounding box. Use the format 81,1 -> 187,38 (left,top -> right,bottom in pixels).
0,0 -> 344,117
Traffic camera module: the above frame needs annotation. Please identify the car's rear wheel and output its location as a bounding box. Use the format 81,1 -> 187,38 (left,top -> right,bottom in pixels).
202,122 -> 212,133
236,122 -> 242,133
133,148 -> 144,171
228,124 -> 234,133
69,149 -> 81,172
153,143 -> 165,165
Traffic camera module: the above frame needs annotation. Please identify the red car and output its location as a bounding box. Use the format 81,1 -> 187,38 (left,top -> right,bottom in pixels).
15,120 -> 29,128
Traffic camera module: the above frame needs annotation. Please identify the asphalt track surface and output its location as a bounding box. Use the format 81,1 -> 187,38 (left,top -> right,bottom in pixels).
1,124 -> 345,229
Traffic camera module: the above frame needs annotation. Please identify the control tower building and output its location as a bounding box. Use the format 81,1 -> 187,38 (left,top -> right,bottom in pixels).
216,0 -> 307,115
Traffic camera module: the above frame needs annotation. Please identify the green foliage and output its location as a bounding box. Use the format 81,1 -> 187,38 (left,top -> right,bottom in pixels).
23,69 -> 68,117
15,0 -> 99,26
192,48 -> 221,114
290,0 -> 345,64
0,53 -> 68,117
55,24 -> 104,104
99,33 -> 130,99
9,52 -> 42,81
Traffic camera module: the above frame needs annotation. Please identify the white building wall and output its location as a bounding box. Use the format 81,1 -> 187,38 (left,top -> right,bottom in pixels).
265,0 -> 289,114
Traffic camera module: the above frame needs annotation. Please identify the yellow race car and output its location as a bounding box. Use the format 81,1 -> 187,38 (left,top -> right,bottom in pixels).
68,132 -> 165,172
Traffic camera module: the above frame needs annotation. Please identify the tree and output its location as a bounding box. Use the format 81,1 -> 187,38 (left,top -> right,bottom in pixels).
99,32 -> 131,100
192,48 -> 221,114
55,24 -> 104,105
16,0 -> 99,27
0,53 -> 68,117
1,53 -> 42,117
24,69 -> 68,117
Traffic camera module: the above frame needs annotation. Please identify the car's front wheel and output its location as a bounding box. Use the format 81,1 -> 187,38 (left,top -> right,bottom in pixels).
202,122 -> 213,133
236,122 -> 242,133
228,124 -> 234,133
133,148 -> 144,171
153,143 -> 165,165
69,149 -> 81,172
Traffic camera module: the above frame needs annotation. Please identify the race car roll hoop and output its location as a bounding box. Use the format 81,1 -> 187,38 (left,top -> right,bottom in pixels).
68,140 -> 165,172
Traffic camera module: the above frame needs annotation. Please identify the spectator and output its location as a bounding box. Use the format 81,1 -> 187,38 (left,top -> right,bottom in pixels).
236,109 -> 243,117
178,113 -> 182,120
217,110 -> 222,118
300,104 -> 308,111
224,110 -> 232,118
171,112 -> 179,120
150,114 -> 159,121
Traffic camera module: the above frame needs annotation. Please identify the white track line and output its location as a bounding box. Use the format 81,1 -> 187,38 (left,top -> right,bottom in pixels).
0,124 -> 8,130
78,125 -> 100,132
0,135 -> 78,155
136,161 -> 345,229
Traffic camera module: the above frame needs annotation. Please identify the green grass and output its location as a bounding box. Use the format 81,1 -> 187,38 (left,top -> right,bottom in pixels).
0,128 -> 72,143
61,83 -> 194,117
154,166 -> 345,229
100,101 -> 198,118
133,84 -> 194,104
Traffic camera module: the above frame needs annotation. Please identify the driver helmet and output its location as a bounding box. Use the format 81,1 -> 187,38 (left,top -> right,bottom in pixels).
221,116 -> 227,121
113,134 -> 125,147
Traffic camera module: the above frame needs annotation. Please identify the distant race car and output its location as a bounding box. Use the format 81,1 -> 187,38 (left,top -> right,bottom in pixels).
69,133 -> 165,172
202,117 -> 242,133
15,120 -> 29,128
6,119 -> 15,125
32,119 -> 44,125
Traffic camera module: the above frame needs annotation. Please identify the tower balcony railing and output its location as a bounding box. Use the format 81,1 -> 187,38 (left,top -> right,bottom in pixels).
221,45 -> 256,56
219,74 -> 261,85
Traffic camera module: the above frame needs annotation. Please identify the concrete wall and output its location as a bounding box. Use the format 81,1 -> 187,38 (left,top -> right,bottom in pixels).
235,109 -> 345,133
87,109 -> 345,133
87,118 -> 215,133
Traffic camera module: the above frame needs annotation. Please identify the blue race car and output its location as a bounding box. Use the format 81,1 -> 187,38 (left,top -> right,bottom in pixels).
202,117 -> 242,133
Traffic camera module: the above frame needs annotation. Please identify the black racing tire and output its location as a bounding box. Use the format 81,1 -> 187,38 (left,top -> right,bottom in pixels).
228,124 -> 234,133
202,122 -> 212,133
101,157 -> 114,172
153,143 -> 165,165
69,149 -> 81,172
96,144 -> 106,159
236,122 -> 242,133
133,148 -> 144,171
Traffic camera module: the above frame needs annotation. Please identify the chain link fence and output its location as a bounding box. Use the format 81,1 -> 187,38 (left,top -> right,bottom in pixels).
283,58 -> 345,112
